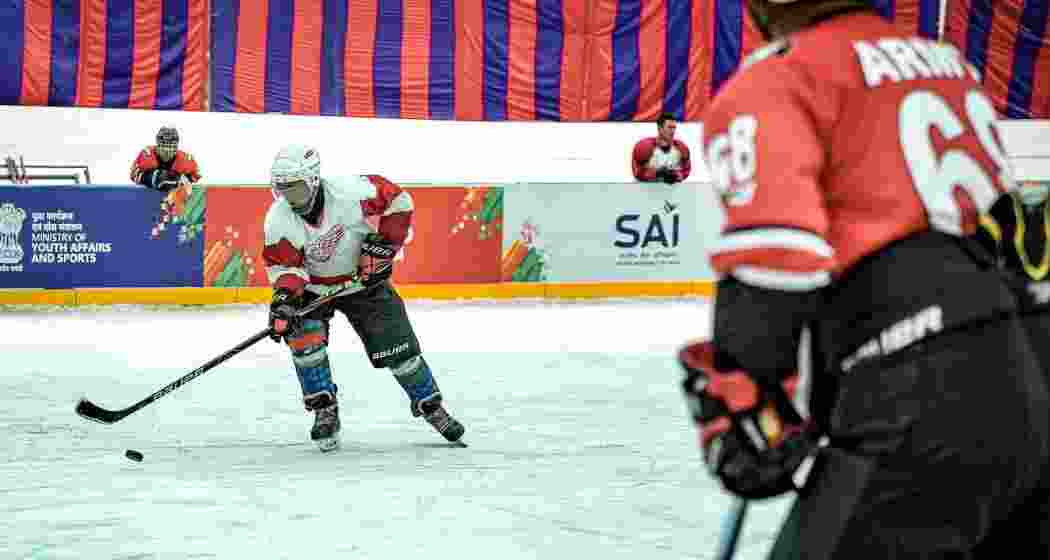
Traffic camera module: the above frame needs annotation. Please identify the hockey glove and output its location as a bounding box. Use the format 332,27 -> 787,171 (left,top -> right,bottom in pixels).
679,340 -> 819,500
153,169 -> 180,193
654,167 -> 678,184
359,233 -> 398,287
268,288 -> 303,343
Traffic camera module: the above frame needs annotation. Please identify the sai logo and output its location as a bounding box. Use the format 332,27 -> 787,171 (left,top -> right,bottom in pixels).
613,200 -> 680,249
0,202 -> 27,265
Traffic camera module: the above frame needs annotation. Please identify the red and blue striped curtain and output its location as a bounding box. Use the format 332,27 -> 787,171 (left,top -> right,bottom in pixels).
945,0 -> 1050,119
0,0 -> 208,110
209,0 -> 939,122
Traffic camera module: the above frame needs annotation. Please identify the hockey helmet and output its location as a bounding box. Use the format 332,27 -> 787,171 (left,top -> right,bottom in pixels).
155,125 -> 179,162
747,0 -> 874,39
271,145 -> 322,215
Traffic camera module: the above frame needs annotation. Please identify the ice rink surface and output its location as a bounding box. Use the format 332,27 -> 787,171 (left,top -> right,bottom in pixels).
2,298 -> 791,560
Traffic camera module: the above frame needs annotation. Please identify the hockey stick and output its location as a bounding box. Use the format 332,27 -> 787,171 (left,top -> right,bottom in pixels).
75,281 -> 360,424
716,498 -> 749,560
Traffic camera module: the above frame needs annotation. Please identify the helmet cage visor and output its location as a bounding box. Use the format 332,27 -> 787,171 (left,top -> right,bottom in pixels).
155,142 -> 177,162
273,178 -> 318,214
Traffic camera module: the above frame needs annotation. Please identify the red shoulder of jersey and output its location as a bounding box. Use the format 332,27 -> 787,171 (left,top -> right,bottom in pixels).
631,138 -> 659,180
171,151 -> 201,180
133,147 -> 160,171
360,175 -> 405,216
633,137 -> 658,161
704,12 -> 1012,291
361,174 -> 412,245
702,41 -> 837,292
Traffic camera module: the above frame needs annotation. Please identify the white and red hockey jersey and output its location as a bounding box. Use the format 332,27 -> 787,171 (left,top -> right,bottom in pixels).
263,174 -> 413,295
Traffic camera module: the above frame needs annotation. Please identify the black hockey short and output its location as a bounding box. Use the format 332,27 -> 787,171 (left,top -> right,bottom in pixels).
305,281 -> 421,368
768,315 -> 1050,560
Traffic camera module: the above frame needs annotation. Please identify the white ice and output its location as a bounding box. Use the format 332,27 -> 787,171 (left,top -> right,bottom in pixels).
2,298 -> 791,560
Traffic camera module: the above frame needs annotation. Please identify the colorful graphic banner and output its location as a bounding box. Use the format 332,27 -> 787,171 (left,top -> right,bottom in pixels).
202,185 -> 503,287
0,0 -> 209,110
0,185 -> 204,288
501,182 -> 722,282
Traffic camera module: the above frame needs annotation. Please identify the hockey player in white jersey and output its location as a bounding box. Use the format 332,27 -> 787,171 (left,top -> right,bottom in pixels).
263,145 -> 465,451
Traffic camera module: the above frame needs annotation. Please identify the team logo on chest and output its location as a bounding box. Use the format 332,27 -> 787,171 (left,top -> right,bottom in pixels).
306,224 -> 346,263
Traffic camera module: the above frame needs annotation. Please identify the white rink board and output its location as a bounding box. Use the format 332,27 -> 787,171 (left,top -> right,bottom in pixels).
502,182 -> 725,282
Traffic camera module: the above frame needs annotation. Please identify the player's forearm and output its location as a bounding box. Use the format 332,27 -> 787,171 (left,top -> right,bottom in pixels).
378,211 -> 412,246
268,269 -> 308,294
713,275 -> 821,386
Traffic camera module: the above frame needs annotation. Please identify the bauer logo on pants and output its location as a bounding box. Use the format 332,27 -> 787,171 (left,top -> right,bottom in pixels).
372,342 -> 410,361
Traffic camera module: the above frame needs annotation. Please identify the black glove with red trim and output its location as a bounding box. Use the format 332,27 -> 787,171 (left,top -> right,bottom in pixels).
268,288 -> 303,343
359,233 -> 398,287
679,340 -> 819,500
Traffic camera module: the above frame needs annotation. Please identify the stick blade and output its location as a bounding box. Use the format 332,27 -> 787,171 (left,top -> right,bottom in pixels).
75,398 -> 124,424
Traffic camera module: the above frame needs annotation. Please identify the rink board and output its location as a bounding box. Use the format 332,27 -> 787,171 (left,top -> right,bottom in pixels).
0,281 -> 714,305
0,183 -> 720,302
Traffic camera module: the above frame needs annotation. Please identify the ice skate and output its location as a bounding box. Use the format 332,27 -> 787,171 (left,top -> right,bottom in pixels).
305,392 -> 341,452
418,394 -> 466,444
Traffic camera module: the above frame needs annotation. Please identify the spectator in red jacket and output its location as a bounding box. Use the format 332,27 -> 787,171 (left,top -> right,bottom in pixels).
632,113 -> 691,184
130,125 -> 201,192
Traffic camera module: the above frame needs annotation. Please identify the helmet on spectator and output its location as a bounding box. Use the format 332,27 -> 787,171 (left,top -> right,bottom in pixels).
155,126 -> 179,162
271,145 -> 322,216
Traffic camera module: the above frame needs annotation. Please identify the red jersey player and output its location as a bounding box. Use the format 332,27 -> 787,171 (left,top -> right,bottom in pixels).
632,113 -> 692,184
130,126 -> 201,192
678,1 -> 1050,558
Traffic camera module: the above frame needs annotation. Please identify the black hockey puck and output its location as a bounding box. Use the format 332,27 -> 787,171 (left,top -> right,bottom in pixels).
125,449 -> 144,462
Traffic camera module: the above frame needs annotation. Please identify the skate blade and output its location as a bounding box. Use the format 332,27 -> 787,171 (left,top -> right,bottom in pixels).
315,436 -> 340,453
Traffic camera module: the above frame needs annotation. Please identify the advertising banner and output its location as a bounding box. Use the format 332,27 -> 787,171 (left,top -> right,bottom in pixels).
0,185 -> 205,288
398,186 -> 503,284
202,184 -> 504,287
501,183 -> 723,282
202,187 -> 272,288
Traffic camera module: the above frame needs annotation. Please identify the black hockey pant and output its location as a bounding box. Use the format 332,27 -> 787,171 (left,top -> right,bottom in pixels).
768,315 -> 1050,559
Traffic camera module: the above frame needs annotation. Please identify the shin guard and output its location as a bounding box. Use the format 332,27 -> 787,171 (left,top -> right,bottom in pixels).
390,355 -> 441,417
288,318 -> 337,407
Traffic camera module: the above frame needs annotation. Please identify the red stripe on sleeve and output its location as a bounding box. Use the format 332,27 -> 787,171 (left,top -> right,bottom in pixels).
274,274 -> 307,294
346,0 -> 378,117
234,1 -> 268,112
454,0 -> 484,120
584,0 -> 616,120
507,0 -> 537,120
401,0 -> 430,119
362,175 -> 411,245
263,238 -> 305,268
76,1 -> 107,107
686,0 -> 711,120
360,174 -> 405,216
709,247 -> 835,276
183,0 -> 207,110
20,0 -> 52,106
291,0 -> 323,115
636,0 -> 666,122
129,0 -> 162,109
